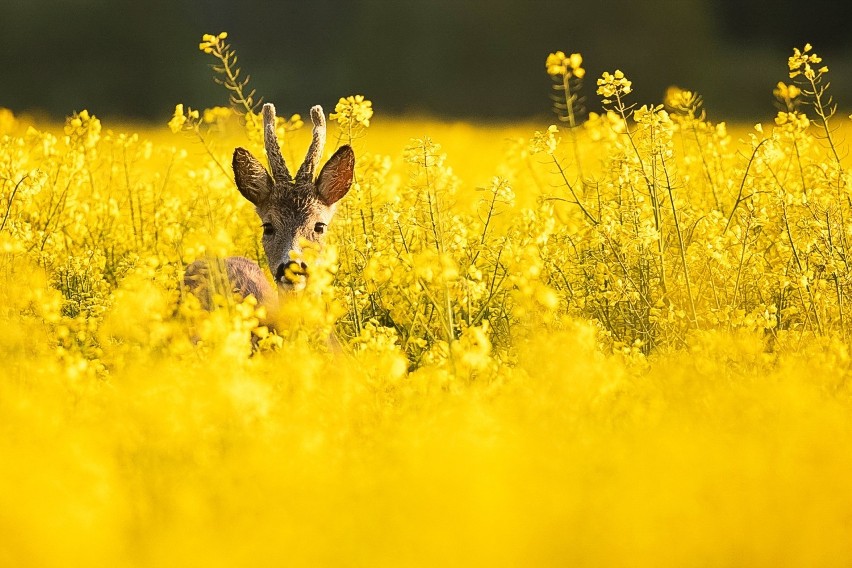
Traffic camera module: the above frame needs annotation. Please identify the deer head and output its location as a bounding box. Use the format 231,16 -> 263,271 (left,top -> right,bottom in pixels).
232,103 -> 354,291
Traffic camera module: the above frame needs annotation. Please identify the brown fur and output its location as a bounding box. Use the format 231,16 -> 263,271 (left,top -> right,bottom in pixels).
184,257 -> 277,311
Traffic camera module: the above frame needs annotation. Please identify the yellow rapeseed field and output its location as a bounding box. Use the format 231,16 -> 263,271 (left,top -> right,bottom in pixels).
1,37 -> 851,566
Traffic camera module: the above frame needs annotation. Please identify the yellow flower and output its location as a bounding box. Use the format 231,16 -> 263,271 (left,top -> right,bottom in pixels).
285,113 -> 304,131
775,111 -> 809,130
453,321 -> 493,372
0,107 -> 14,134
633,105 -> 651,123
596,70 -> 632,101
199,31 -> 228,54
664,86 -> 702,116
788,43 -> 824,79
329,95 -> 374,129
773,82 -> 801,101
634,105 -> 671,128
569,53 -> 583,70
168,104 -> 199,133
529,124 -> 559,155
546,51 -> 585,79
168,104 -> 187,133
203,106 -> 231,124
546,51 -> 567,76
63,109 -> 102,147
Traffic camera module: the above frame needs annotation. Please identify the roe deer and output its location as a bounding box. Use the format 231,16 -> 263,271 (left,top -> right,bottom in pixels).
184,102 -> 355,318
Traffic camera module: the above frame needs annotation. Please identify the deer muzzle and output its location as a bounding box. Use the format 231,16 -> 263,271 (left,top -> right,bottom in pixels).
275,260 -> 309,288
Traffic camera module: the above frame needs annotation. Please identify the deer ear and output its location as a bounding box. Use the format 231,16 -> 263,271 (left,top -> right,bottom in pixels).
316,145 -> 355,206
233,147 -> 273,205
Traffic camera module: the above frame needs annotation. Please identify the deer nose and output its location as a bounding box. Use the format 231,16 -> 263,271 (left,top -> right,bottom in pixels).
275,260 -> 308,283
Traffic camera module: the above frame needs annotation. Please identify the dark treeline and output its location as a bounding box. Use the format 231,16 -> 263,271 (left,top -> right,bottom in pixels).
2,0 -> 852,122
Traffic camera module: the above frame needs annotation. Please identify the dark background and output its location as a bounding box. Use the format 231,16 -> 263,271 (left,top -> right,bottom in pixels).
3,0 -> 852,122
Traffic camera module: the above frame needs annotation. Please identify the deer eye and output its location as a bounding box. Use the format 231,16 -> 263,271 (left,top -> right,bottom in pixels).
262,223 -> 274,236
314,222 -> 326,234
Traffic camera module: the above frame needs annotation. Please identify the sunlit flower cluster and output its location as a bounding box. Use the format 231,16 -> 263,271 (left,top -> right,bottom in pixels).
633,104 -> 671,126
64,109 -> 102,148
0,107 -> 16,134
773,81 -> 802,103
788,43 -> 827,80
664,86 -> 705,121
168,103 -> 200,133
775,110 -> 810,130
528,124 -> 559,155
203,106 -> 231,124
584,110 -> 626,141
198,31 -> 228,54
546,50 -> 585,79
330,95 -> 373,130
596,69 -> 632,101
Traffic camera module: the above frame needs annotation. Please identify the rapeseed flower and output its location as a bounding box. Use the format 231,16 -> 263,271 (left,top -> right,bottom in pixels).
596,70 -> 632,101
529,124 -> 559,155
198,31 -> 228,54
168,104 -> 200,133
775,111 -> 810,130
202,106 -> 231,124
0,107 -> 15,134
330,95 -> 373,129
773,82 -> 801,102
788,43 -> 827,80
546,51 -> 585,79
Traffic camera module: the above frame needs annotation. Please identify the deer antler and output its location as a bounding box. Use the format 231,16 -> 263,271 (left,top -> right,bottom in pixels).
296,105 -> 327,182
262,103 -> 292,184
